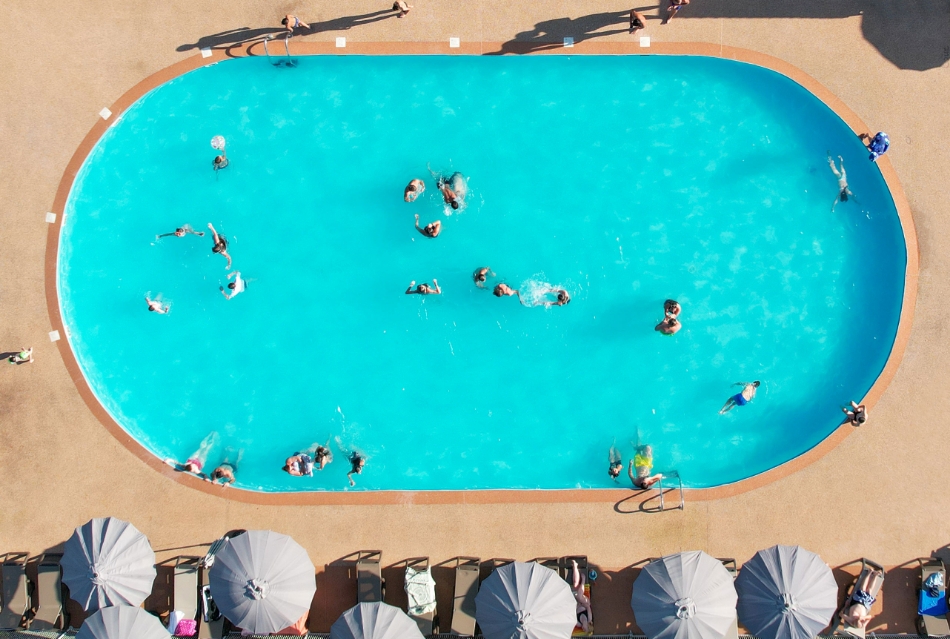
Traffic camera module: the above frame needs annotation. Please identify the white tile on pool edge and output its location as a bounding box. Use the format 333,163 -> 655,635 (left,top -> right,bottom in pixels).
99,107 -> 112,120
336,37 -> 346,48
49,330 -> 60,342
449,37 -> 460,48
45,212 -> 56,223
640,36 -> 651,47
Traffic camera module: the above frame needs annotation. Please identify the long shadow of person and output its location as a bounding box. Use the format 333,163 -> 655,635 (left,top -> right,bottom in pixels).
487,10 -> 654,55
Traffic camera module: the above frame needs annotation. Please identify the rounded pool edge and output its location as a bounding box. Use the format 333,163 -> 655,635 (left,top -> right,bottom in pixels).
45,41 -> 919,506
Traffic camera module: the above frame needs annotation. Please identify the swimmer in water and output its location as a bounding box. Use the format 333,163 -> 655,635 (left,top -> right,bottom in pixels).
473,267 -> 494,288
719,381 -> 760,414
165,432 -> 218,480
314,444 -> 333,470
220,270 -> 246,300
828,154 -> 854,212
404,179 -> 425,202
209,449 -> 242,486
212,153 -> 228,171
347,452 -> 366,486
414,214 -> 442,238
543,289 -> 570,307
655,316 -> 681,335
283,451 -> 315,477
629,9 -> 646,33
157,224 -> 204,239
664,299 -> 681,318
493,283 -> 520,298
629,445 -> 663,489
145,296 -> 169,314
429,166 -> 467,210
207,223 -> 232,269
608,445 -> 623,480
405,280 -> 441,295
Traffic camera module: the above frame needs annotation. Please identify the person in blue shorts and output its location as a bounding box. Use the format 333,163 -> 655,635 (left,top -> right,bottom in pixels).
663,0 -> 690,24
719,381 -> 760,414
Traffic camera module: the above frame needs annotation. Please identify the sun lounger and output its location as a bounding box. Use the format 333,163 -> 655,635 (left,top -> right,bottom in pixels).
0,553 -> 30,630
170,556 -> 200,636
559,556 -> 592,637
917,558 -> 950,637
450,557 -> 479,636
404,557 -> 437,635
29,553 -> 65,630
719,558 -> 739,639
356,551 -> 384,603
831,558 -> 885,639
198,567 -> 226,639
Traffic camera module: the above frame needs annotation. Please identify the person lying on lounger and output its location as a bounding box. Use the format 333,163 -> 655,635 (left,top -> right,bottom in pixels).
841,569 -> 884,630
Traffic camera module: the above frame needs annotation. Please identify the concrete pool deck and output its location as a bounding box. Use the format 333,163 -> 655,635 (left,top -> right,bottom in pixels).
2,0 -> 950,633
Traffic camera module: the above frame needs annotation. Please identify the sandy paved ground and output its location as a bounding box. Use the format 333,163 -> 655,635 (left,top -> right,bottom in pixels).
2,0 -> 949,633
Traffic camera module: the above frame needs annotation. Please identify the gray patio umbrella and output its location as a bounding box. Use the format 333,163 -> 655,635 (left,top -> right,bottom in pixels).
330,602 -> 425,639
736,545 -> 838,639
208,529 -> 316,634
631,551 -> 738,639
475,561 -> 577,639
62,517 -> 157,611
76,605 -> 169,639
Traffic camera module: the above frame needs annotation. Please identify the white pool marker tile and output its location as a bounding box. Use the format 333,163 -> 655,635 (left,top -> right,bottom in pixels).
563,37 -> 574,48
449,37 -> 460,48
639,36 -> 651,48
49,330 -> 61,342
200,48 -> 212,58
99,107 -> 112,120
336,37 -> 346,48
45,212 -> 57,224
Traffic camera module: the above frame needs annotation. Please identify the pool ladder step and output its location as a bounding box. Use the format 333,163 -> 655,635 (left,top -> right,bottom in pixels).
655,471 -> 685,512
263,34 -> 296,67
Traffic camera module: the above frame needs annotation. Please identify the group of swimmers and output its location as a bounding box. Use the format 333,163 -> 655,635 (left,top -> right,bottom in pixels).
167,433 -> 370,487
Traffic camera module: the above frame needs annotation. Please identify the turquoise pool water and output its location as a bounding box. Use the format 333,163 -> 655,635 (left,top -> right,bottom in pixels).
59,55 -> 906,492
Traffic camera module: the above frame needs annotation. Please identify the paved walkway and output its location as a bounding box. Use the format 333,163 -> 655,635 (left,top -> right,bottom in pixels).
2,0 -> 949,633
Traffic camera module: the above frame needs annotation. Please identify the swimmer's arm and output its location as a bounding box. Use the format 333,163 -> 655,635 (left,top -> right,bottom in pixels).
628,460 -> 636,484
406,281 -> 417,294
157,232 -> 177,238
227,271 -> 238,280
432,279 -> 441,294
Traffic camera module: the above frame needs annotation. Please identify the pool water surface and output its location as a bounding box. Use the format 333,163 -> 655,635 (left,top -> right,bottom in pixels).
58,55 -> 906,491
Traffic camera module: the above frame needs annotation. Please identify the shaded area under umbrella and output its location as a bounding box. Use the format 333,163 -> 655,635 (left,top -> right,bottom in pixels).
208,530 -> 316,634
76,605 -> 169,639
632,551 -> 738,639
330,602 -> 425,639
475,561 -> 577,639
62,517 -> 157,611
736,545 -> 838,639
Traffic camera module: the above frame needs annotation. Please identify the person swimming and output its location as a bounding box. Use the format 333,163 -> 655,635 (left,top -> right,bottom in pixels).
405,279 -> 441,295
719,381 -> 760,414
404,179 -> 425,202
347,452 -> 366,486
608,445 -> 623,479
157,224 -> 204,239
493,283 -> 520,298
655,316 -> 681,335
207,223 -> 232,269
220,271 -> 246,300
166,432 -> 219,480
145,296 -> 169,314
473,267 -> 494,287
629,445 -> 663,489
828,154 -> 854,211
283,452 -> 315,476
414,214 -> 441,238
544,289 -> 570,307
429,167 -> 467,210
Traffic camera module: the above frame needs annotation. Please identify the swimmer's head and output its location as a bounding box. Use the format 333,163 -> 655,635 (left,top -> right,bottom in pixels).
476,272 -> 486,282
857,412 -> 867,424
148,306 -> 155,312
608,465 -> 621,478
753,381 -> 761,388
175,228 -> 185,236
493,285 -> 505,297
451,201 -> 459,210
228,282 -> 236,290
668,317 -> 679,326
281,17 -> 289,25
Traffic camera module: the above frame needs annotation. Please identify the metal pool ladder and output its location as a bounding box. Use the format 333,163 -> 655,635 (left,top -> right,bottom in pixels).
656,471 -> 685,511
263,34 -> 296,67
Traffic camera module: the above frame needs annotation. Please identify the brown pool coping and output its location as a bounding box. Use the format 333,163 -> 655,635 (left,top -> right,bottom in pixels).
44,41 -> 918,506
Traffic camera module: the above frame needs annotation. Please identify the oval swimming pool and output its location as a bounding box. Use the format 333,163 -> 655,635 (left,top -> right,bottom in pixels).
58,55 -> 906,492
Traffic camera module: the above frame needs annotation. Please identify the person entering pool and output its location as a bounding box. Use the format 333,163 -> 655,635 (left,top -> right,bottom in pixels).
571,559 -> 593,632
165,432 -> 218,480
157,224 -> 204,239
608,445 -> 623,479
842,401 -> 868,426
212,153 -> 228,171
827,154 -> 854,211
493,283 -> 520,298
145,295 -> 169,314
210,449 -> 242,486
404,179 -> 425,202
719,381 -> 760,414
629,445 -> 663,489
220,271 -> 246,300
473,267 -> 494,288
347,452 -> 366,486
414,214 -> 441,238
406,279 -> 441,295
207,223 -> 232,269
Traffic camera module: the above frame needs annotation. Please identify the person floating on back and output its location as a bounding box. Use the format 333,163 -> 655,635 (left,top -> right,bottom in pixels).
207,223 -> 232,269
8,347 -> 33,364
828,154 -> 854,212
663,0 -> 690,24
157,224 -> 204,239
220,271 -> 246,300
404,178 -> 425,202
146,295 -> 170,314
281,14 -> 310,33
861,132 -> 889,162
415,214 -> 441,238
719,381 -> 760,414
406,279 -> 441,295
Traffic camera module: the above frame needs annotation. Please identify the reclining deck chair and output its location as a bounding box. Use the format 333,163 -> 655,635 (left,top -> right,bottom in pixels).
356,550 -> 384,603
450,557 -> 479,636
918,557 -> 950,637
30,553 -> 65,631
0,553 -> 30,630
832,558 -> 885,639
404,557 -> 437,635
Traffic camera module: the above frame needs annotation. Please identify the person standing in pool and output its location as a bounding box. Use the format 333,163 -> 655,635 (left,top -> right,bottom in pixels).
404,178 -> 425,202
212,151 -> 228,171
158,224 -> 204,239
608,445 -> 623,480
655,316 -> 681,335
719,381 -> 760,414
220,271 -> 246,300
494,283 -> 521,299
210,449 -> 242,486
145,295 -> 170,314
406,279 -> 441,295
473,267 -> 494,288
347,451 -> 366,486
629,445 -> 663,489
629,9 -> 647,33
828,154 -> 854,212
166,433 -> 218,479
207,223 -> 232,269
414,214 -> 441,238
